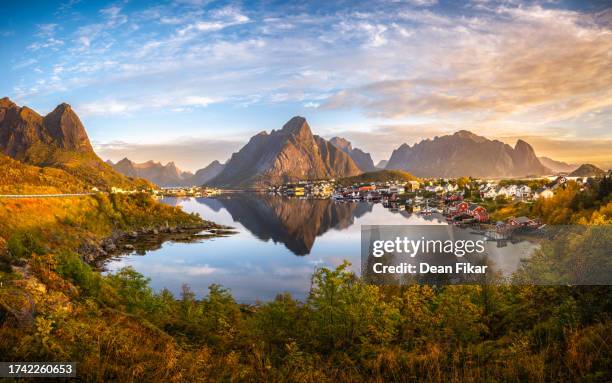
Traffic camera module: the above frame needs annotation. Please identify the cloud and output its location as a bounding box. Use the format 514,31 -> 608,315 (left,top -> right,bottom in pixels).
36,23 -> 58,37
8,1 -> 612,167
27,37 -> 64,51
320,5 -> 612,127
12,58 -> 38,70
178,6 -> 249,35
403,0 -> 438,6
77,95 -> 222,116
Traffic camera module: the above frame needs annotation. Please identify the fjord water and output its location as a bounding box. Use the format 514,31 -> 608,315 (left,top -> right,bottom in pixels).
104,194 -> 447,302
105,194 -> 533,303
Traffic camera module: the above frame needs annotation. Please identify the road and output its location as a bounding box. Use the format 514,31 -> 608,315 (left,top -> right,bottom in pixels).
0,193 -> 95,199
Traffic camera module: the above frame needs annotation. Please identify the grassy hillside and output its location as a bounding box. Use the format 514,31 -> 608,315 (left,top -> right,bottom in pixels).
23,143 -> 154,191
338,169 -> 419,186
0,154 -> 89,194
0,177 -> 610,381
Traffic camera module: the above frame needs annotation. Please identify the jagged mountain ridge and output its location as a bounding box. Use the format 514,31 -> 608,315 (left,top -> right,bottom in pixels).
208,116 -> 361,188
0,97 -> 144,189
385,130 -> 550,178
329,137 -> 377,172
109,158 -> 225,187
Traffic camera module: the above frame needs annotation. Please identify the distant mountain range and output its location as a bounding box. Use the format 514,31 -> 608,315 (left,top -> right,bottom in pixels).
2,97 -> 604,190
538,156 -> 579,173
0,97 -> 144,189
208,117 -> 361,188
385,130 -> 550,178
108,158 -> 224,187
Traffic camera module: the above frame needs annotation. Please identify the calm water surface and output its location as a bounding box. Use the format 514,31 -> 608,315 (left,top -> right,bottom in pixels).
105,194 -> 532,303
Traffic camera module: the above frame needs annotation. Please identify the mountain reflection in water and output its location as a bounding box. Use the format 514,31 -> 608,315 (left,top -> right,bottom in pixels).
195,194 -> 376,255
105,194 -> 448,302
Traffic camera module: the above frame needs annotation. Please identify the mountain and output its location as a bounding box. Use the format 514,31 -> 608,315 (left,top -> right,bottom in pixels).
109,158 -> 191,187
569,164 -> 605,177
538,156 -> 579,174
376,160 -> 388,169
385,130 -> 550,178
329,137 -> 377,172
209,116 -> 361,188
0,97 -> 144,189
110,158 -> 225,187
191,160 -> 225,185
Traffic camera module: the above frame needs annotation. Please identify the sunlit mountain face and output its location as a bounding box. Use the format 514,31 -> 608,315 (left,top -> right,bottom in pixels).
2,1 -> 611,171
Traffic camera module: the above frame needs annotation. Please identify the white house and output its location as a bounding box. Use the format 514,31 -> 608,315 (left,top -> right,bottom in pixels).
481,187 -> 497,199
425,185 -> 443,193
517,185 -> 532,198
533,187 -> 554,200
389,185 -> 405,194
443,183 -> 458,193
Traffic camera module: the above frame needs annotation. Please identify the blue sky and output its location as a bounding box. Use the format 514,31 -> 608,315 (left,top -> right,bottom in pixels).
1,0 -> 611,170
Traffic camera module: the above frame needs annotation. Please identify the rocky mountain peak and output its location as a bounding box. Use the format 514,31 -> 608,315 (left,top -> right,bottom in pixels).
454,130 -> 486,143
514,139 -> 531,151
329,137 -> 353,152
329,136 -> 376,172
0,97 -> 16,109
208,116 -> 361,187
43,102 -> 93,152
280,116 -> 312,138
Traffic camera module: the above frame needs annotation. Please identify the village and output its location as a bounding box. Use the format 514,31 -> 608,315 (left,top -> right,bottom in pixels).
269,174 -> 601,235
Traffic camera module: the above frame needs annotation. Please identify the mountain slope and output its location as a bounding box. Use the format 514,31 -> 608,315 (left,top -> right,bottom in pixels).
0,97 -> 144,190
538,156 -> 579,173
385,130 -> 550,178
569,164 -> 605,177
0,153 -> 87,194
190,160 -> 225,185
376,160 -> 388,169
329,137 -> 377,172
209,117 -> 361,188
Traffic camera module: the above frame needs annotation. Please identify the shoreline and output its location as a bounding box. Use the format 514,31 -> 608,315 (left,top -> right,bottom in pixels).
78,221 -> 236,268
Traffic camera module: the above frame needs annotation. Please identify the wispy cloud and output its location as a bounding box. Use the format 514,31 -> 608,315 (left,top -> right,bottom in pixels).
5,1 -> 612,166
322,5 -> 612,126
78,94 -> 222,116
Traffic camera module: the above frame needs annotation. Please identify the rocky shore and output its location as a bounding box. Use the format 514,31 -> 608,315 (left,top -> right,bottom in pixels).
78,221 -> 236,268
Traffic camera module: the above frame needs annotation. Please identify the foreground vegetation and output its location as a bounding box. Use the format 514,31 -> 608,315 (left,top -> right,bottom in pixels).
0,180 -> 610,382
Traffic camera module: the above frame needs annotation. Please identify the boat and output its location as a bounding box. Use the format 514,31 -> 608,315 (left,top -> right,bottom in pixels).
420,206 -> 434,215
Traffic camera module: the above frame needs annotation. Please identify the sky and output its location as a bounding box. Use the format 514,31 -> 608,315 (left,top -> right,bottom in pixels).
1,0 -> 611,171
